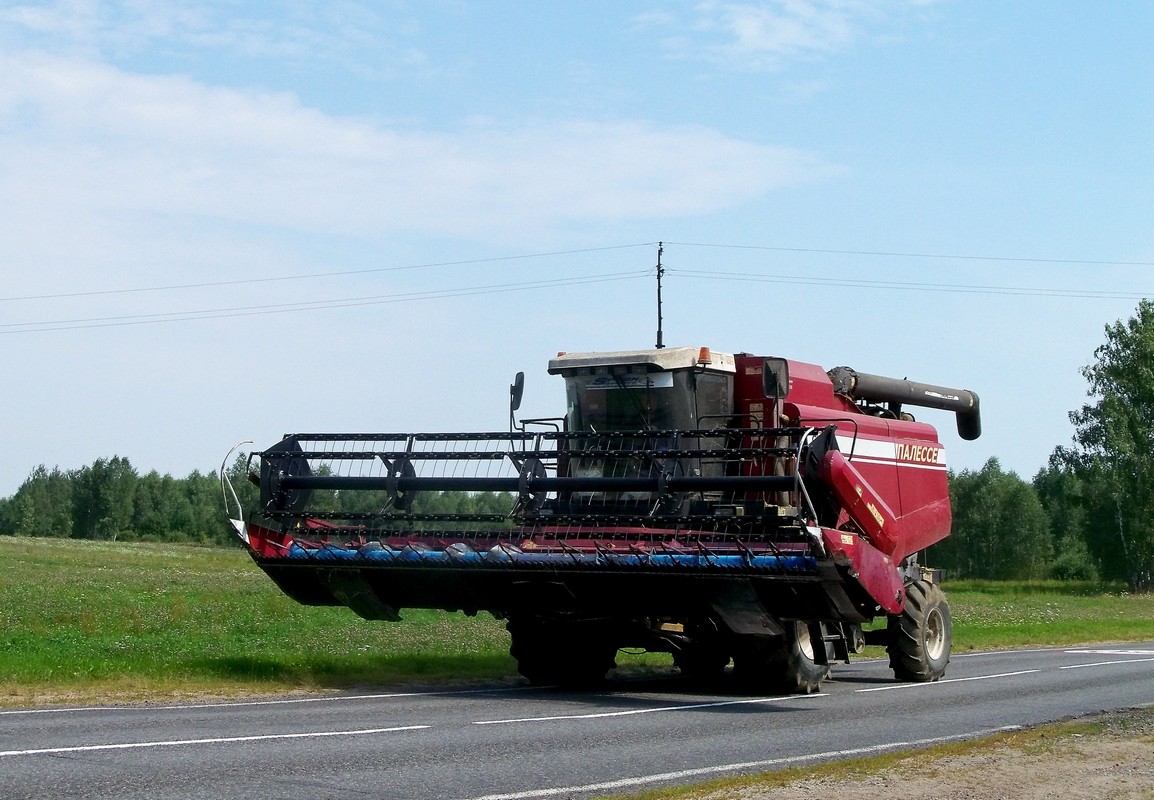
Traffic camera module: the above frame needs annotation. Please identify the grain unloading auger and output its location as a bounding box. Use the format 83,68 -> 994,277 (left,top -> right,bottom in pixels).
223,346 -> 979,692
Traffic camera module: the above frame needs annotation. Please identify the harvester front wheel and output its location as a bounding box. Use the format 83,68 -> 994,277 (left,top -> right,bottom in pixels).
888,580 -> 951,682
507,617 -> 617,689
732,622 -> 829,694
769,621 -> 829,694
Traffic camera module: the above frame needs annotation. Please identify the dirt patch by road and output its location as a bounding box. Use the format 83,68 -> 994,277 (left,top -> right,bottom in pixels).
689,706 -> 1154,800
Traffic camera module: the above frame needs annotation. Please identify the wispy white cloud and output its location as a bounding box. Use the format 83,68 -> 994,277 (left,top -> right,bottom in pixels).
1,0 -> 207,53
0,50 -> 834,255
0,0 -> 419,77
643,0 -> 937,70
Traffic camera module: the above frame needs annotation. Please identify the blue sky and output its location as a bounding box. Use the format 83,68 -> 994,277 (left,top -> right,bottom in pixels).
1,1 -> 1152,497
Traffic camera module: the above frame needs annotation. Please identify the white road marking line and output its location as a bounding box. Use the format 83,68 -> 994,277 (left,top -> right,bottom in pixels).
1060,657 -> 1154,670
473,694 -> 826,725
0,725 -> 429,758
457,726 -> 1022,800
855,669 -> 1039,692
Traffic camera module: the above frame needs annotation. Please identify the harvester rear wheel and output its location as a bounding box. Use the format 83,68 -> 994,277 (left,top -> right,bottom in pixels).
732,622 -> 828,694
507,617 -> 617,689
888,580 -> 951,682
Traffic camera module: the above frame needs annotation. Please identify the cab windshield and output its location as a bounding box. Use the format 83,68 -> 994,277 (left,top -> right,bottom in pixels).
564,368 -> 731,432
559,366 -> 733,511
565,369 -> 683,431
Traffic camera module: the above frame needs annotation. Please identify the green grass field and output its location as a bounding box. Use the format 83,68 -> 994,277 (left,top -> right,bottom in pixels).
0,536 -> 513,705
3,536 -> 1153,706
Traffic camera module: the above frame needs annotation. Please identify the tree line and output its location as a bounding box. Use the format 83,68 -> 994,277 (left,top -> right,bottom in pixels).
0,457 -> 231,544
3,301 -> 1154,585
929,456 -> 1129,585
931,300 -> 1154,588
0,456 -> 516,546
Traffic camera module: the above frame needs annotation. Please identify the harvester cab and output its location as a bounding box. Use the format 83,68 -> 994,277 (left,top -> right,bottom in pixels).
226,344 -> 979,693
542,347 -> 736,517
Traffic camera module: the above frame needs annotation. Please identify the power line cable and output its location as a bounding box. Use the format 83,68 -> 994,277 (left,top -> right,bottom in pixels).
1,271 -> 649,334
0,243 -> 657,303
8,239 -> 1148,305
665,241 -> 1154,267
6,240 -> 1149,334
672,269 -> 1152,300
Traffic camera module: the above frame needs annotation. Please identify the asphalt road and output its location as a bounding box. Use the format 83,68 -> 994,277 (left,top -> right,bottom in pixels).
3,644 -> 1153,800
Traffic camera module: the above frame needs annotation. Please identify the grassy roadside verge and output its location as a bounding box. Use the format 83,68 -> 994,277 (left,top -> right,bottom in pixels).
0,536 -> 513,705
3,536 -> 1154,706
603,705 -> 1154,800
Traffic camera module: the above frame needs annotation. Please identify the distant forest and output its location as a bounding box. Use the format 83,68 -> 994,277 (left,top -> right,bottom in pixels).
0,456 -> 511,548
0,457 -> 237,546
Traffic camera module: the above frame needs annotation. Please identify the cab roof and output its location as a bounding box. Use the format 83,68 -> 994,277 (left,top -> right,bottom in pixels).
548,346 -> 736,374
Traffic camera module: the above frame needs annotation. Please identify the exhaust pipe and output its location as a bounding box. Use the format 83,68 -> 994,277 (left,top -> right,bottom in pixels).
827,366 -> 981,441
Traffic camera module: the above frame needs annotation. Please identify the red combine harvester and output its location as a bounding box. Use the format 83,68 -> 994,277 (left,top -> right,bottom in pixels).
224,346 -> 980,692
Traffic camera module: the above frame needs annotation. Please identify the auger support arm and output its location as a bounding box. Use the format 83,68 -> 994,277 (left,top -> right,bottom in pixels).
827,366 -> 981,441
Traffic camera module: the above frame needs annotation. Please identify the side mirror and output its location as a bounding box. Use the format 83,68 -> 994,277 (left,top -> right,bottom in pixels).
762,358 -> 789,399
510,371 -> 525,412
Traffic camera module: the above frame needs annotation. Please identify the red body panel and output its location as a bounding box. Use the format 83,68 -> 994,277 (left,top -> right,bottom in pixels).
820,528 -> 904,615
733,354 -> 953,571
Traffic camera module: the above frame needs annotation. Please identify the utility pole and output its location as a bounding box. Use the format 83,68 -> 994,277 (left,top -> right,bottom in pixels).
655,241 -> 665,349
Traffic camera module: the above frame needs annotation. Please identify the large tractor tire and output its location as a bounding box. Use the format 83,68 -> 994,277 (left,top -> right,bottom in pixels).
888,580 -> 952,682
507,617 -> 618,688
732,621 -> 829,694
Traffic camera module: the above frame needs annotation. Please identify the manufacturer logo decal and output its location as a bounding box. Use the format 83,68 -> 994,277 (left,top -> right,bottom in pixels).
895,443 -> 942,465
